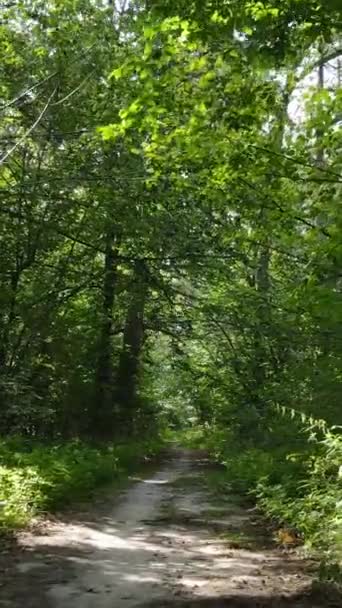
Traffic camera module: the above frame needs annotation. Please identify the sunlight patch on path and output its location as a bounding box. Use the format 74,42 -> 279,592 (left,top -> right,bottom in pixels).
7,450 -> 321,608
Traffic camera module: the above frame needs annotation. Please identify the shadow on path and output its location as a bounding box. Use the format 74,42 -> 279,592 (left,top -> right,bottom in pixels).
0,449 -> 340,608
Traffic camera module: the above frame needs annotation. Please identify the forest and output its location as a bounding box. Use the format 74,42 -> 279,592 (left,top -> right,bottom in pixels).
0,0 -> 341,589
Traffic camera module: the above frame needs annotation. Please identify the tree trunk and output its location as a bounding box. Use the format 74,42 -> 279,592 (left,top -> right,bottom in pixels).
317,57 -> 325,166
115,260 -> 148,430
92,227 -> 119,437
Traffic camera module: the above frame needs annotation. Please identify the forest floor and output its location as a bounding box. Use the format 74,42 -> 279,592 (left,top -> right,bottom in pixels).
0,448 -> 340,608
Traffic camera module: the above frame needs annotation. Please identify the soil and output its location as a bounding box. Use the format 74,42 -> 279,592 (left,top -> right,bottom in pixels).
0,448 -> 340,608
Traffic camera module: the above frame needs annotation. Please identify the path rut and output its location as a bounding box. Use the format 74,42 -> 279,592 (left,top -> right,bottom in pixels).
0,449 -> 337,607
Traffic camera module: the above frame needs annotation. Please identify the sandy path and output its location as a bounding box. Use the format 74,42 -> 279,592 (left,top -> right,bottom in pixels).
0,449 -> 336,608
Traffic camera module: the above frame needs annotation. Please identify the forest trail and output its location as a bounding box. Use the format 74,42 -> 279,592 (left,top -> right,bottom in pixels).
1,449 -> 329,608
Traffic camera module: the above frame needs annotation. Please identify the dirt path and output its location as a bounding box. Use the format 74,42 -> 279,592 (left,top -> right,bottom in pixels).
0,449 -> 338,607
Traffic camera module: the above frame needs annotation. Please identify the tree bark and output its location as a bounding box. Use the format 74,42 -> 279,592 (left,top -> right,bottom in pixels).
115,260 -> 148,430
92,227 -> 119,437
316,57 -> 325,166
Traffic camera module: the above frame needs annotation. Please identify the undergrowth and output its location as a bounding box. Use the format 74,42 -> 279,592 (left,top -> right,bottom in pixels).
211,425 -> 341,582
171,420 -> 342,583
0,436 -> 162,530
162,426 -> 207,449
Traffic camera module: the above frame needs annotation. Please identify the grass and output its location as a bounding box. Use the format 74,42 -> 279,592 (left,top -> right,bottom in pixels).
0,435 -> 163,531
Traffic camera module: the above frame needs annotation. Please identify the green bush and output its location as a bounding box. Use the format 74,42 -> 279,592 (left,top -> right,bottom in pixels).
255,430 -> 342,580
203,421 -> 341,582
0,436 -> 162,530
163,425 -> 207,448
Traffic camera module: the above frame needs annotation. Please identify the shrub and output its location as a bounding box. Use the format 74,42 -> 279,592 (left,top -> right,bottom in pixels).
0,437 -> 162,530
255,430 -> 342,580
204,419 -> 341,582
163,425 -> 207,448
